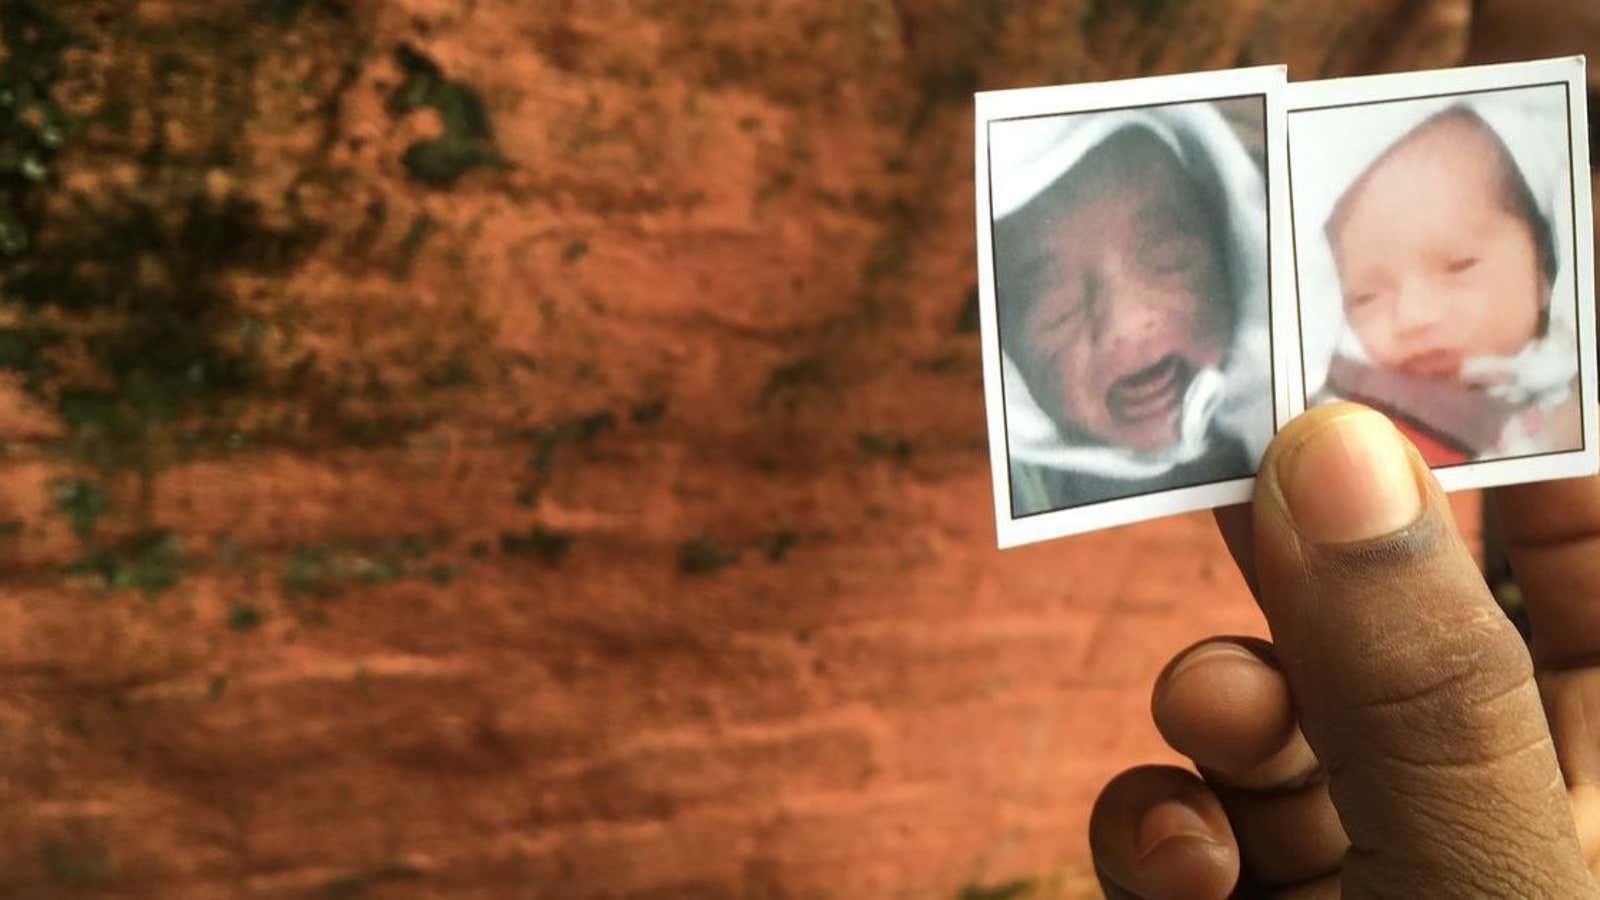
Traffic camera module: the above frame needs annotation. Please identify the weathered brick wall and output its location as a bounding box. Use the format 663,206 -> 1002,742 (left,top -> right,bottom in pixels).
0,2 -> 1474,897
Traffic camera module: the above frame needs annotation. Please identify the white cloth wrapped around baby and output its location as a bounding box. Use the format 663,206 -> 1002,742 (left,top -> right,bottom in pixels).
1292,86 -> 1580,459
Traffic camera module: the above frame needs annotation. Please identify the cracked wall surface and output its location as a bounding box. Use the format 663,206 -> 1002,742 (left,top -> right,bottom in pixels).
0,2 -> 1475,897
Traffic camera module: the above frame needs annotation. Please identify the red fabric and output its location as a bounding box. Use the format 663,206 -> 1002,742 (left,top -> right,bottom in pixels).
1389,415 -> 1471,467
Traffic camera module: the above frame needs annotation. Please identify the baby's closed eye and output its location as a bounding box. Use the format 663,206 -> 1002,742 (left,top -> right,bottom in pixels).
1345,290 -> 1379,310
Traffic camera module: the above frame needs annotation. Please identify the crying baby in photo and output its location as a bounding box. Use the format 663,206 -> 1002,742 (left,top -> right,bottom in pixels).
990,98 -> 1275,516
1307,92 -> 1582,466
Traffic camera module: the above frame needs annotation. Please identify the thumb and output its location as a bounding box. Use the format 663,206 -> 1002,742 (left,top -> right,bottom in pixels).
1251,403 -> 1594,898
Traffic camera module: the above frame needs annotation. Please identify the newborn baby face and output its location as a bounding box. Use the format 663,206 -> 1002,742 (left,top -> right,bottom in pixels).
1328,110 -> 1546,380
1008,127 -> 1230,453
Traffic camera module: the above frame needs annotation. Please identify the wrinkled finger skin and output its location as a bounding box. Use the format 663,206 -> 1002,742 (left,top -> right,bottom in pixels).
1249,407 -> 1593,898
1152,638 -> 1347,890
1495,476 -> 1600,864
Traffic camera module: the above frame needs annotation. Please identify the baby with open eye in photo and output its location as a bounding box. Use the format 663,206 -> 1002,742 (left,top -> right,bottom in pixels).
1314,99 -> 1582,466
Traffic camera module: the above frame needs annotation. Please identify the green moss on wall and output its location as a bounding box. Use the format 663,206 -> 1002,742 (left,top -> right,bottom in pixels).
387,44 -> 508,187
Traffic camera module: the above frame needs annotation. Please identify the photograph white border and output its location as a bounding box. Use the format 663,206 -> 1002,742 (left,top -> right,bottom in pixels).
975,65 -> 1296,548
1286,56 -> 1599,494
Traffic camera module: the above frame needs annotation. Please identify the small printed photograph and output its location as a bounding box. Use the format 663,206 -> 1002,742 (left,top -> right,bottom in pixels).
976,67 -> 1290,544
1289,59 -> 1596,483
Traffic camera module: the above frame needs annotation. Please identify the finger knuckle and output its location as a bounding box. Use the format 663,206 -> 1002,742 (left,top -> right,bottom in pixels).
1346,608 -> 1540,765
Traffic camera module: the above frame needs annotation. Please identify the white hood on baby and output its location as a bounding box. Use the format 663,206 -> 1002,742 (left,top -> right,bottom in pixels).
991,103 -> 1274,481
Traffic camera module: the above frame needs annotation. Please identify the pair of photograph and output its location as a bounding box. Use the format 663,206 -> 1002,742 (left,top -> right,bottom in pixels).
975,57 -> 1599,547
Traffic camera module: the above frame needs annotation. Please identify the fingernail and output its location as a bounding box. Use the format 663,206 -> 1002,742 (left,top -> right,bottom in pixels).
1136,798 -> 1215,861
1164,642 -> 1266,687
1277,408 -> 1423,543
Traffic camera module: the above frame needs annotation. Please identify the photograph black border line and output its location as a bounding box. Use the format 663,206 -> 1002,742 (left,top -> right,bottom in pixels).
1287,79 -> 1586,472
985,92 -> 1278,520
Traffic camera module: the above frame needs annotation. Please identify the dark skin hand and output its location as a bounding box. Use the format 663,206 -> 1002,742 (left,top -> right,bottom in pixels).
1090,7 -> 1600,895
1089,402 -> 1600,898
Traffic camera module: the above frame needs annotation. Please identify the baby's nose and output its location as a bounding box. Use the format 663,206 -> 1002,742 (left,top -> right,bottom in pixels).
1391,279 -> 1448,334
1103,290 -> 1168,348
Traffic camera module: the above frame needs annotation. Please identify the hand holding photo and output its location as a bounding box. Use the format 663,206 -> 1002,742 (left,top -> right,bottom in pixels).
1288,57 -> 1598,491
975,67 -> 1294,547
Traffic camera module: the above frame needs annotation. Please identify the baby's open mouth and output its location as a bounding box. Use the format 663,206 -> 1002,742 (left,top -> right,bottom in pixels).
1106,354 -> 1192,427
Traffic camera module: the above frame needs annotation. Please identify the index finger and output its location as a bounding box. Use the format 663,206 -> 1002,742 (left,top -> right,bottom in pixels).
1493,474 -> 1600,670
1492,471 -> 1600,823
